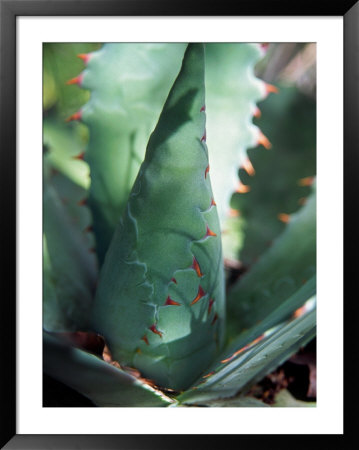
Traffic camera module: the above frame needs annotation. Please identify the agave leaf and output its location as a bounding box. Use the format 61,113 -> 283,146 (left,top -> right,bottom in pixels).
205,43 -> 266,224
78,43 -> 186,264
91,44 -> 225,391
43,116 -> 90,190
43,43 -> 100,115
43,172 -> 98,332
230,85 -> 316,265
187,395 -> 270,407
225,275 -> 315,355
43,332 -> 174,407
226,185 -> 316,333
177,305 -> 316,404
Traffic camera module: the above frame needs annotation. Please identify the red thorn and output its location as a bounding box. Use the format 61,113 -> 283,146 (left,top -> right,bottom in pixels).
236,181 -> 251,194
77,53 -> 91,64
77,198 -> 87,206
211,313 -> 218,325
257,130 -> 272,149
265,83 -> 279,95
253,106 -> 261,118
208,298 -> 215,314
191,285 -> 206,305
191,257 -> 203,278
205,165 -> 210,179
84,225 -> 93,233
141,335 -> 149,345
164,296 -> 181,306
65,111 -> 82,123
66,73 -> 84,86
298,176 -> 314,187
200,105 -> 206,112
278,213 -> 290,224
73,151 -> 85,161
202,371 -> 215,379
211,198 -> 217,207
241,157 -> 255,176
201,130 -> 206,142
205,225 -> 217,238
228,208 -> 240,218
171,277 -> 177,284
149,324 -> 163,338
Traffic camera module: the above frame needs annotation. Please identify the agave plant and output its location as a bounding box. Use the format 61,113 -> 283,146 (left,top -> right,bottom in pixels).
43,42 -> 316,406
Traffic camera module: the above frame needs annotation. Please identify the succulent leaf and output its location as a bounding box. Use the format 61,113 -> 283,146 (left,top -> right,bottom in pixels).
43,116 -> 90,190
43,171 -> 98,332
43,332 -> 174,407
43,43 -> 100,115
204,43 -> 267,223
229,85 -> 316,265
178,304 -> 316,404
91,44 -> 225,391
225,275 -> 315,358
226,185 -> 316,333
78,43 -> 186,264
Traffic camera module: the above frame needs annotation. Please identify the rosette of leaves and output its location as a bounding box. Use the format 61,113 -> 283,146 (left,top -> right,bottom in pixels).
43,43 -> 316,407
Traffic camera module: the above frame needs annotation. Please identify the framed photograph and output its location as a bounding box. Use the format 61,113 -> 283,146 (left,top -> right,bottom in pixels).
1,0 -> 356,448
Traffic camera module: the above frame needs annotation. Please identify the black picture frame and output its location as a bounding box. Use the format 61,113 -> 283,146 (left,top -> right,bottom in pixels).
1,0 -> 357,448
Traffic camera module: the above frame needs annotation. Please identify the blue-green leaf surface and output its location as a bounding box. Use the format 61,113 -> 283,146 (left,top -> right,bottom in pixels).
43,171 -> 98,332
177,304 -> 316,404
226,186 -> 316,334
91,44 -> 225,391
43,332 -> 174,407
79,43 -> 186,264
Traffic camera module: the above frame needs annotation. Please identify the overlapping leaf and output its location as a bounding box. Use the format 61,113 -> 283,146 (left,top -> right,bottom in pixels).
226,186 -> 316,333
43,166 -> 97,332
43,332 -> 174,407
76,43 -> 186,264
178,303 -> 316,404
91,44 -> 225,391
230,85 -> 316,265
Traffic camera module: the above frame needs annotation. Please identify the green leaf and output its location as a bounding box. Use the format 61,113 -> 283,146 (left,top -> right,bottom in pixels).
187,395 -> 270,407
43,332 -> 174,407
43,173 -> 98,332
226,186 -> 316,333
43,116 -> 90,190
79,43 -> 186,264
177,305 -> 316,404
43,43 -> 100,115
91,44 -> 225,391
230,85 -> 316,265
204,43 -> 266,223
225,275 -> 316,356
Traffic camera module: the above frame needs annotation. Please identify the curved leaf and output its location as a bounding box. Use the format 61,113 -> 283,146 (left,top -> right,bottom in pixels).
91,44 -> 225,391
178,305 -> 316,404
43,332 -> 174,407
226,186 -> 316,333
43,171 -> 98,332
205,43 -> 267,223
78,43 -> 186,264
230,85 -> 316,265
